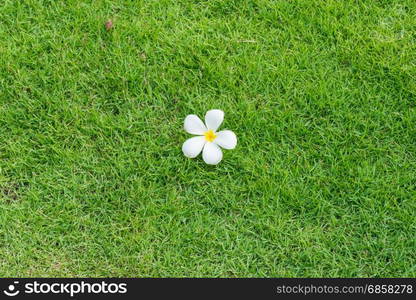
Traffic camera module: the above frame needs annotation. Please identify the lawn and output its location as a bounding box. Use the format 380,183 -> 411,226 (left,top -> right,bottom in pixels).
0,0 -> 415,277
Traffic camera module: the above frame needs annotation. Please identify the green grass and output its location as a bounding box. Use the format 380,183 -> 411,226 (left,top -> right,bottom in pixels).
0,0 -> 415,277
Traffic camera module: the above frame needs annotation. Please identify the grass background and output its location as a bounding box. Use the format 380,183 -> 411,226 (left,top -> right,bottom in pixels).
0,0 -> 415,277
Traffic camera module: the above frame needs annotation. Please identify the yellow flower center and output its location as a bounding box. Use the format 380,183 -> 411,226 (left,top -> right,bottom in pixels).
204,130 -> 217,142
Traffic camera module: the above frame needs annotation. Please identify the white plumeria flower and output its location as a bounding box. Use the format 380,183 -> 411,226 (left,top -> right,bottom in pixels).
182,109 -> 237,165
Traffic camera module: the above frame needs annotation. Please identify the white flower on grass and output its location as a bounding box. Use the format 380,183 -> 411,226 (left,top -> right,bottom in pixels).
182,109 -> 237,165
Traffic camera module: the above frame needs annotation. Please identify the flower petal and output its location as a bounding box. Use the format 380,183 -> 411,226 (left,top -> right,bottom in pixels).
214,130 -> 237,149
184,114 -> 207,135
205,109 -> 224,131
182,136 -> 206,158
202,142 -> 223,165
